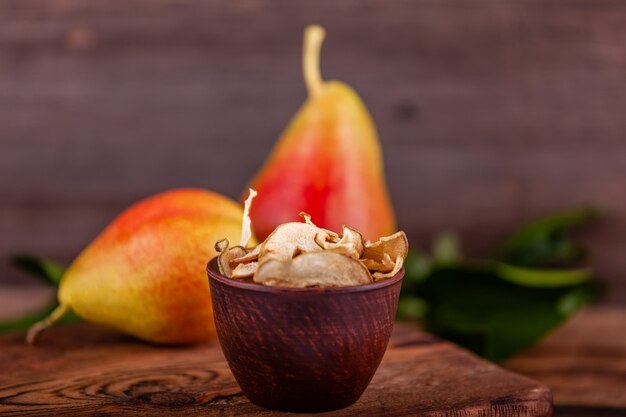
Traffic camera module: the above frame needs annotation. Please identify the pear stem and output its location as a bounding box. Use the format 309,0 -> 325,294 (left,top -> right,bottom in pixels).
26,303 -> 70,344
303,25 -> 326,97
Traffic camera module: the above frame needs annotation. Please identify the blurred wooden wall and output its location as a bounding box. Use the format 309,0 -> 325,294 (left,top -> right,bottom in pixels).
1,0 -> 625,302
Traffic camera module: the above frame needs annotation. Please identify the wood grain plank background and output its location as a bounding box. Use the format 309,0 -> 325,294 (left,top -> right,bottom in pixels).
1,0 -> 625,301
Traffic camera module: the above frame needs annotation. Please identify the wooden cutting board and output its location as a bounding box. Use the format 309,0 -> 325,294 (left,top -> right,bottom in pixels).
0,323 -> 551,416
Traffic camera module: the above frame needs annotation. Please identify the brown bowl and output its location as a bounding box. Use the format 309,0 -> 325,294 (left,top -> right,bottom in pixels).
206,258 -> 404,412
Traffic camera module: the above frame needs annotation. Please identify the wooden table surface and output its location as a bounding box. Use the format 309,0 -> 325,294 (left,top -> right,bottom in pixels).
504,307 -> 626,417
0,322 -> 551,417
0,286 -> 624,416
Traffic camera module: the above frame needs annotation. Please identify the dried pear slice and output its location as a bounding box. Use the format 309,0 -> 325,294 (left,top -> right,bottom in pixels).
217,245 -> 247,277
372,256 -> 404,281
260,222 -> 336,261
240,188 -> 257,248
254,252 -> 372,288
299,211 -> 314,226
231,261 -> 258,279
315,226 -> 364,260
215,238 -> 229,253
232,245 -> 260,264
215,238 -> 231,275
299,211 -> 339,237
363,231 -> 409,265
361,252 -> 395,272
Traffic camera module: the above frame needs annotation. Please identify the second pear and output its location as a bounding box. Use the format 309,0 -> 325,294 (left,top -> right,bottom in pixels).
245,25 -> 396,241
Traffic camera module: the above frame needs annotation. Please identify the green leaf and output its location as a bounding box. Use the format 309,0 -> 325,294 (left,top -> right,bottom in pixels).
403,250 -> 432,287
497,208 -> 599,267
0,303 -> 80,333
432,232 -> 461,265
415,266 -> 601,361
398,206 -> 603,361
496,262 -> 591,288
396,297 -> 428,321
10,254 -> 66,285
557,283 -> 605,316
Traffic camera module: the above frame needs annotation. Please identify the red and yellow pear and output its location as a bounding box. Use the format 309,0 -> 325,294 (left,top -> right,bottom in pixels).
28,188 -> 251,344
244,25 -> 397,241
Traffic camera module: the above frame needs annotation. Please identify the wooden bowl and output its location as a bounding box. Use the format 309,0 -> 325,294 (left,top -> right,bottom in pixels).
206,258 -> 404,412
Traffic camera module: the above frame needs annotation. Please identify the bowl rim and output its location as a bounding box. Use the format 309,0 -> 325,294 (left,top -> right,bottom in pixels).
206,257 -> 404,294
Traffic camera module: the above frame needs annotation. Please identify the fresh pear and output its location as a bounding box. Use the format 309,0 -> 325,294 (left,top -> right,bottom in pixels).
28,188 -> 252,344
244,25 -> 396,241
